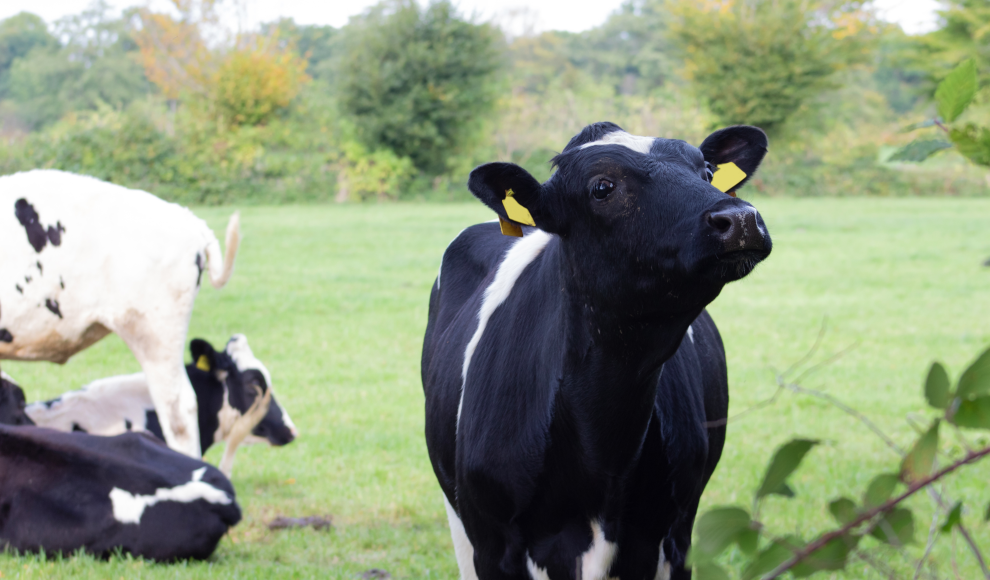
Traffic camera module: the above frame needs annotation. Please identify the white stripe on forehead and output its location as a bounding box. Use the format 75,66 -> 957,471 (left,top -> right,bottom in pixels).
578,131 -> 656,154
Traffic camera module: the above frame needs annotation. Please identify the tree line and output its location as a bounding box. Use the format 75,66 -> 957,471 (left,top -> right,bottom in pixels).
0,0 -> 986,203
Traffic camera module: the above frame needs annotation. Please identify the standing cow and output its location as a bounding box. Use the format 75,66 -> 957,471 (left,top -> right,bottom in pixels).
0,170 -> 240,458
422,123 -> 772,579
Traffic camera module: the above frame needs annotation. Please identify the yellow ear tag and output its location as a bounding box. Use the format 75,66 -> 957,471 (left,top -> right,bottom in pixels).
196,355 -> 211,371
499,216 -> 523,237
501,189 -> 536,227
710,162 -> 747,193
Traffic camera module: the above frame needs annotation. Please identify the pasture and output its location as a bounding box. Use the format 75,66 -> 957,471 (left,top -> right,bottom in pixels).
2,197 -> 990,579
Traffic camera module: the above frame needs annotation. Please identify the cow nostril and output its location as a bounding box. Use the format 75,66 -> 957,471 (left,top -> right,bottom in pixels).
707,211 -> 733,234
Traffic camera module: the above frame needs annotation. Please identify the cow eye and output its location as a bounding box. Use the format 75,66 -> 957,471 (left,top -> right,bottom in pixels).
592,179 -> 615,200
705,163 -> 714,183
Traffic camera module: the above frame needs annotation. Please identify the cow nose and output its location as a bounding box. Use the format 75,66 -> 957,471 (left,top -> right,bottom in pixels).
706,205 -> 767,252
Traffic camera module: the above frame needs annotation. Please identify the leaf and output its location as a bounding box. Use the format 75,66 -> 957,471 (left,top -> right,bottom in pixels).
869,508 -> 915,546
736,528 -> 760,555
936,59 -> 978,122
957,346 -> 990,400
691,507 -> 752,561
949,124 -> 990,167
828,497 -> 859,526
888,139 -> 953,163
925,362 -> 952,409
741,540 -> 795,580
755,439 -> 819,500
951,395 -> 990,429
941,502 -> 963,533
901,119 -> 937,132
863,473 -> 900,508
791,536 -> 859,577
692,562 -> 730,580
901,420 -> 940,483
985,501 -> 990,522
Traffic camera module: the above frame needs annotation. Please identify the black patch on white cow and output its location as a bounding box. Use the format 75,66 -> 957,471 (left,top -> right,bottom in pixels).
195,254 -> 205,287
14,285 -> 22,294
35,261 -> 42,275
59,276 -> 65,289
125,419 -> 133,431
71,423 -> 86,433
45,299 -> 62,319
14,199 -> 63,253
0,329 -> 11,343
145,410 -> 164,441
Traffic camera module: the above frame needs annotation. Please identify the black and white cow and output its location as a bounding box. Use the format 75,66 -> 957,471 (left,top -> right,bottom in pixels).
422,123 -> 772,580
0,170 -> 241,458
24,335 -> 297,477
0,424 -> 241,561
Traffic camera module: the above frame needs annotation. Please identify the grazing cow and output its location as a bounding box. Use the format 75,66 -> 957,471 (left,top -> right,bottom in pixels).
0,371 -> 33,426
24,335 -> 297,477
0,424 -> 240,561
0,169 -> 240,458
422,123 -> 772,580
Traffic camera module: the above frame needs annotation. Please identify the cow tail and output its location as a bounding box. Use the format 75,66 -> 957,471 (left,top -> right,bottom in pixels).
206,212 -> 240,289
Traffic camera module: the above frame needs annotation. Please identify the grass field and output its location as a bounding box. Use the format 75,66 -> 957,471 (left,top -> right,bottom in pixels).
2,198 -> 990,579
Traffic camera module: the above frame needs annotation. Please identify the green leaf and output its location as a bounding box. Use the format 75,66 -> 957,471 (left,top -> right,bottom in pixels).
901,420 -> 940,483
741,540 -> 796,580
949,124 -> 990,167
925,362 -> 952,409
888,139 -> 953,163
863,473 -> 900,508
736,528 -> 760,555
901,119 -> 937,132
755,439 -> 819,500
941,502 -> 963,533
791,536 -> 859,577
870,508 -> 915,546
691,507 -> 752,561
951,395 -> 990,429
692,562 -> 730,580
936,59 -> 978,122
985,501 -> 990,522
957,346 -> 990,400
828,497 -> 859,526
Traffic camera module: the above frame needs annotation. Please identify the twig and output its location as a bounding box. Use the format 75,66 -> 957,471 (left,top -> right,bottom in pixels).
914,508 -> 941,580
952,530 -> 963,580
762,444 -> 990,579
935,119 -> 951,134
783,380 -> 902,455
854,548 -> 898,580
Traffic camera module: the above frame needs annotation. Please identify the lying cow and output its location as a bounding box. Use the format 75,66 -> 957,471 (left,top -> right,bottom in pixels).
24,335 -> 297,477
0,424 -> 241,561
0,169 -> 240,458
422,123 -> 772,579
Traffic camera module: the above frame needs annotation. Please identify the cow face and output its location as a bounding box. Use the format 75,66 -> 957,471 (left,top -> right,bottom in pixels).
468,122 -> 772,317
222,335 -> 297,446
0,371 -> 34,426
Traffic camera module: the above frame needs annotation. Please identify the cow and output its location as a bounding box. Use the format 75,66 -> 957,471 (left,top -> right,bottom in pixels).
421,122 -> 772,580
23,335 -> 297,477
0,424 -> 241,561
0,169 -> 241,458
0,371 -> 33,426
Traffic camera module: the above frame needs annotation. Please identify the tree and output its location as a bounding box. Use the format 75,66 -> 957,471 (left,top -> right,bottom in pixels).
915,0 -> 990,89
666,0 -> 875,136
0,12 -> 58,98
337,0 -> 503,174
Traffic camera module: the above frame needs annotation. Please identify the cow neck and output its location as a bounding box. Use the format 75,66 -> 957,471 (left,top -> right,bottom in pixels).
551,241 -> 699,474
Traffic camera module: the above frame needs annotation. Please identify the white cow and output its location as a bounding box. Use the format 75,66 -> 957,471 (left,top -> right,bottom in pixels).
0,170 -> 240,458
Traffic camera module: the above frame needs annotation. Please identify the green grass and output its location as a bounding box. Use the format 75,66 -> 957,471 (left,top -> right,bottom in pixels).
2,198 -> 990,578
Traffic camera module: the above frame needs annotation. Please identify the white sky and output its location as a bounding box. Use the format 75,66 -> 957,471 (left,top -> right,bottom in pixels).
0,0 -> 941,35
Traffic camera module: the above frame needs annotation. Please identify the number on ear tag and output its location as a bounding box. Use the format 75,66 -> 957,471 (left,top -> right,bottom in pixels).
196,355 -> 211,371
711,162 -> 747,193
501,189 -> 536,227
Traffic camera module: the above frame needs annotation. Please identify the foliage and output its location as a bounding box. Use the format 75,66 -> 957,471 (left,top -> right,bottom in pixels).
336,0 -> 503,174
335,141 -> 416,202
914,0 -> 990,90
666,0 -> 875,136
5,4 -> 150,129
133,0 -> 221,100
689,343 -> 990,579
211,37 -> 310,128
0,12 -> 58,97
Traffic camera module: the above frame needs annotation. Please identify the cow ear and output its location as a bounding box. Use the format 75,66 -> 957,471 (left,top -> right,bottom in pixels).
468,162 -> 556,235
700,126 -> 768,193
190,339 -> 217,372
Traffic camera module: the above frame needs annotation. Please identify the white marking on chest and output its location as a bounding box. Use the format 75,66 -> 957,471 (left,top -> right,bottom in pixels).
109,467 -> 231,525
457,230 -> 552,429
686,325 -> 694,344
581,520 -> 619,580
444,495 -> 480,580
655,541 -> 671,580
579,131 -> 656,155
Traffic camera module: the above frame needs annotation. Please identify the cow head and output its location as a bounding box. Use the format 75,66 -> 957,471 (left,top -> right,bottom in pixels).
222,335 -> 298,446
468,122 -> 771,319
0,371 -> 35,426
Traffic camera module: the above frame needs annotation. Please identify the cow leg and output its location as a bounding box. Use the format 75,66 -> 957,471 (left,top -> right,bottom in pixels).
114,312 -> 201,459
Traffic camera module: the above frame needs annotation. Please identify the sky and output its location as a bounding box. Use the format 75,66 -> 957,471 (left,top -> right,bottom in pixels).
0,0 -> 942,35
